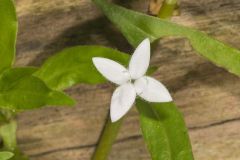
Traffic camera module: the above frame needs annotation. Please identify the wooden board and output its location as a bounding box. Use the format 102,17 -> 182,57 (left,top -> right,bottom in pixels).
14,0 -> 240,159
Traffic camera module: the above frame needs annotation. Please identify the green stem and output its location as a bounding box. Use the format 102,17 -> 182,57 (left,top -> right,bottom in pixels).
0,120 -> 17,151
158,0 -> 178,19
0,110 -> 29,160
91,114 -> 123,160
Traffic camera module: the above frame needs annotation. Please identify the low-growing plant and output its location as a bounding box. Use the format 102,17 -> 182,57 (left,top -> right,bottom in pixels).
0,0 -> 239,160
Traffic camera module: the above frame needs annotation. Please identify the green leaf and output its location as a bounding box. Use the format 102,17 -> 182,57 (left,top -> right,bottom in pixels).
93,0 -> 240,76
0,68 -> 75,110
136,100 -> 194,160
35,46 -> 130,90
0,0 -> 18,73
0,152 -> 13,160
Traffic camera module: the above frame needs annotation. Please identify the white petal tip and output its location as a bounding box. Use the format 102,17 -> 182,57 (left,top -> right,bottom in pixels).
110,113 -> 122,123
147,95 -> 173,103
162,95 -> 173,102
92,57 -> 102,64
92,57 -> 98,65
151,91 -> 173,103
140,38 -> 150,48
110,117 -> 119,123
143,38 -> 150,43
160,90 -> 173,102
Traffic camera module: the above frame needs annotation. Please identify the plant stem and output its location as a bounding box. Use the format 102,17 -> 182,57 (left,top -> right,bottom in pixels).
91,114 -> 123,160
158,0 -> 178,19
0,120 -> 17,151
0,109 -> 29,160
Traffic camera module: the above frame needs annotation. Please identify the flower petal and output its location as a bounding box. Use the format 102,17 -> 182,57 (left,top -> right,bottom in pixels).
92,57 -> 130,85
128,38 -> 150,79
134,76 -> 172,102
110,83 -> 136,122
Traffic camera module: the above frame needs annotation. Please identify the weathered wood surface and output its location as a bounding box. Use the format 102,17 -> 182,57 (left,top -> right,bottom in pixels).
14,0 -> 240,159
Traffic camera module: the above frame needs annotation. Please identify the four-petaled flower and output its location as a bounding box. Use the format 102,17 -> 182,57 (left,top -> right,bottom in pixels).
92,39 -> 172,122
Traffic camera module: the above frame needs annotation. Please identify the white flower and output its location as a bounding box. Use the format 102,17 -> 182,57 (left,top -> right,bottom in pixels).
92,38 -> 172,122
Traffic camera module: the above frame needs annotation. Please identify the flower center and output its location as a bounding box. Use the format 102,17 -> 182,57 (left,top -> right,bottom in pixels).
122,70 -> 132,83
134,77 -> 148,95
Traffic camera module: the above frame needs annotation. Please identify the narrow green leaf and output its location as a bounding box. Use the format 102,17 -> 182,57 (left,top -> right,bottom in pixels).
136,99 -> 194,160
93,0 -> 240,76
0,152 -> 13,160
0,0 -> 18,73
0,68 -> 75,110
35,46 -> 130,90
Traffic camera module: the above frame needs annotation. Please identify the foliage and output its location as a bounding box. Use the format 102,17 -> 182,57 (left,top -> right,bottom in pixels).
0,68 -> 75,110
0,152 -> 13,160
2,0 -> 239,159
0,0 -> 17,73
93,0 -> 240,76
0,0 -> 75,111
136,100 -> 194,160
35,46 -> 129,90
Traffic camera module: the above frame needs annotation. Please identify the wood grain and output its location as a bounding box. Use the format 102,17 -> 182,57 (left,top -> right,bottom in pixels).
14,0 -> 240,159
